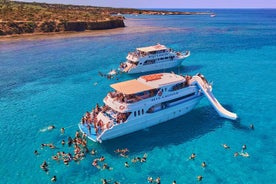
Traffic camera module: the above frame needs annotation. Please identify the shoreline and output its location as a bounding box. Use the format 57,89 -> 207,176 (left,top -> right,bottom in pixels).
0,19 -> 181,43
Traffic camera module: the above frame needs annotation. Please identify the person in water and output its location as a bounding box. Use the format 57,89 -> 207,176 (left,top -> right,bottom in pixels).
51,176 -> 57,182
222,144 -> 230,149
124,162 -> 130,168
201,161 -> 206,168
197,175 -> 203,181
189,153 -> 196,160
60,127 -> 65,134
48,125 -> 55,130
155,177 -> 161,184
242,144 -> 247,151
147,177 -> 153,183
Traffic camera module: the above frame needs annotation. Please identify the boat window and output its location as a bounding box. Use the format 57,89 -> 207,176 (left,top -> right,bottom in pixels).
138,110 -> 140,116
142,109 -> 144,114
134,111 -> 136,117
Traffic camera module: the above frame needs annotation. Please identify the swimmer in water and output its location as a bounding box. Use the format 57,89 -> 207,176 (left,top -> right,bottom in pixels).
51,176 -> 57,182
147,177 -> 153,183
52,155 -> 59,161
155,177 -> 161,184
124,162 -> 129,168
172,181 -> 177,184
189,153 -> 196,160
61,140 -> 65,146
102,163 -> 112,170
141,153 -> 147,162
60,127 -> 65,134
201,161 -> 206,168
197,175 -> 203,181
240,152 -> 250,157
40,161 -> 48,172
47,143 -> 56,149
222,144 -> 230,149
99,156 -> 105,162
48,125 -> 55,130
91,149 -> 97,155
102,179 -> 108,184
34,150 -> 39,155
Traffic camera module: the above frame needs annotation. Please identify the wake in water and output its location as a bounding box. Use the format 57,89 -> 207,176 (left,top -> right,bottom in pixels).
39,125 -> 55,132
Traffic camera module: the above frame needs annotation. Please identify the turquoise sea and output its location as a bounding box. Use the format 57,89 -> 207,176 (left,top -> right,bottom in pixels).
0,9 -> 275,183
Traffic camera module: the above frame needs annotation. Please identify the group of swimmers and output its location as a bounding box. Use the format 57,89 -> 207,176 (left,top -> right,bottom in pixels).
114,148 -> 129,157
147,176 -> 161,184
37,126 -> 93,182
222,143 -> 250,157
92,155 -> 113,170
187,153 -> 206,181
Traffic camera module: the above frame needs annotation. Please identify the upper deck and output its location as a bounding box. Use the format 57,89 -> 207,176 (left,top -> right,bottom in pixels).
136,44 -> 168,53
110,73 -> 185,95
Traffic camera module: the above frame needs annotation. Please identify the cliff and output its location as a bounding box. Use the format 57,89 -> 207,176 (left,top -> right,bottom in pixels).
0,1 -> 125,36
0,19 -> 125,35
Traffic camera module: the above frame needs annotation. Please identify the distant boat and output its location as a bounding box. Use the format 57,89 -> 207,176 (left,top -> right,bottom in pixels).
210,13 -> 216,17
119,43 -> 190,74
78,73 -> 237,142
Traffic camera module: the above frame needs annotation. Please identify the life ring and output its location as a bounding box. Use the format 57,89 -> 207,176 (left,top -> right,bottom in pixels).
119,105 -> 125,110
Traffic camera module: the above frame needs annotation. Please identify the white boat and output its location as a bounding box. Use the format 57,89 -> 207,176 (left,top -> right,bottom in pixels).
210,13 -> 216,17
78,73 -> 237,143
119,44 -> 190,74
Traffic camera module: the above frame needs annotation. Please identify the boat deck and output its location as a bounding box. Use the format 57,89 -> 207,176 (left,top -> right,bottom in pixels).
78,123 -> 97,142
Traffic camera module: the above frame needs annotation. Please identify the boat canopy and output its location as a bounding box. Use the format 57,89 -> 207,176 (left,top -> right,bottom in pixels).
110,79 -> 154,95
137,44 -> 167,53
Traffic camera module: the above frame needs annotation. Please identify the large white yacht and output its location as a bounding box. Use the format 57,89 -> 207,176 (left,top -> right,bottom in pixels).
78,73 -> 237,143
119,44 -> 190,74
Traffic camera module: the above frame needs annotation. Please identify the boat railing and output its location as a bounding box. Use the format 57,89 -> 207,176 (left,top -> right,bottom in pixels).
107,92 -> 152,104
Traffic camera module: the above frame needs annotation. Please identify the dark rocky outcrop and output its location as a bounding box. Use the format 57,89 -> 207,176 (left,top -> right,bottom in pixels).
0,19 -> 125,35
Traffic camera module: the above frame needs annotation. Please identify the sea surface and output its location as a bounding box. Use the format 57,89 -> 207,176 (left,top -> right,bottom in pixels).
0,9 -> 275,184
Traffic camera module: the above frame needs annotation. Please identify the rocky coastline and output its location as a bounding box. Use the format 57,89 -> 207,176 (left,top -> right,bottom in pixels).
0,19 -> 125,35
0,1 -> 211,37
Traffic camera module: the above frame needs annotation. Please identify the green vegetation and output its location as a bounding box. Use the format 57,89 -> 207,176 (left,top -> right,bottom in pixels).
0,1 -> 127,35
0,1 -> 210,36
0,1 -> 120,22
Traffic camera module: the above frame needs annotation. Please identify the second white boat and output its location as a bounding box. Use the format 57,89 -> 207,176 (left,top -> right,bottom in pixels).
119,44 -> 190,74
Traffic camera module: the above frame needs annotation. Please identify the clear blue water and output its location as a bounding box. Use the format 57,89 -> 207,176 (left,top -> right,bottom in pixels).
0,9 -> 275,183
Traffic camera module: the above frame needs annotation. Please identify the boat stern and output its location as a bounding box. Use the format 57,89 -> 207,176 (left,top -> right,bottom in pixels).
78,123 -> 98,142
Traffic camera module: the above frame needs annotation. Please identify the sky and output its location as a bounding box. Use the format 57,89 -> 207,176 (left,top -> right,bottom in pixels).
15,0 -> 276,9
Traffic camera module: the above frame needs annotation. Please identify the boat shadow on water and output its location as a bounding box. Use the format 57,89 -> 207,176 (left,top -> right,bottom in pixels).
101,105 -> 232,154
130,65 -> 204,78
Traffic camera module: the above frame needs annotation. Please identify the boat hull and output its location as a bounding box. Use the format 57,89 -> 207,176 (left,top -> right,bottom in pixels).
127,59 -> 183,74
98,95 -> 203,141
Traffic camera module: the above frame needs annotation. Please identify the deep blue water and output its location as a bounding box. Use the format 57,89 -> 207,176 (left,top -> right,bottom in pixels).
0,9 -> 275,183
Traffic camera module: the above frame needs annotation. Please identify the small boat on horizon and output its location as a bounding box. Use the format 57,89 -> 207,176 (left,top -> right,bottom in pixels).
119,44 -> 190,74
210,13 -> 216,17
78,72 -> 237,143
